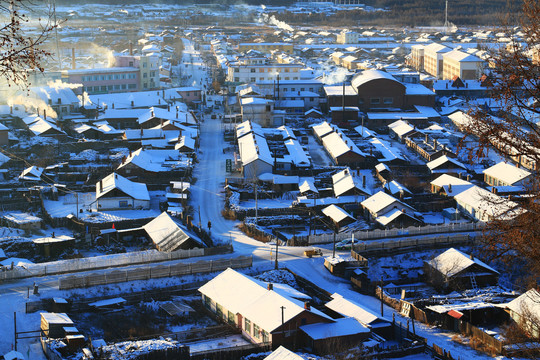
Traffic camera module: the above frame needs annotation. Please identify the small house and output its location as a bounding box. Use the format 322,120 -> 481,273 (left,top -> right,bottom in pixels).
96,173 -> 150,211
425,248 -> 499,291
299,317 -> 370,354
142,212 -> 206,252
41,313 -> 74,339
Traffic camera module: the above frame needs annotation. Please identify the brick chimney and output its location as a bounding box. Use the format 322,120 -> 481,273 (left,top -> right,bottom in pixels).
267,283 -> 273,291
304,301 -> 310,310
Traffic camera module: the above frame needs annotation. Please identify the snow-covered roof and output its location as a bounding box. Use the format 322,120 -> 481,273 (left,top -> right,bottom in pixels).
322,204 -> 355,224
369,137 -> 406,163
430,174 -> 474,197
332,167 -> 371,197
375,163 -> 390,173
361,191 -> 413,215
199,269 -> 329,333
324,85 -> 357,96
96,173 -> 150,201
19,166 -> 44,181
300,317 -> 369,340
505,289 -> 540,317
483,162 -> 531,185
30,84 -> 80,106
426,155 -> 467,171
238,132 -> 273,167
299,179 -> 318,194
388,119 -> 415,137
375,207 -> 418,226
142,212 -> 205,251
89,90 -> 165,109
326,293 -> 382,325
117,148 -> 191,173
322,131 -> 366,159
423,43 -> 451,54
384,180 -> 411,196
351,69 -> 402,89
236,120 -> 264,139
264,346 -> 306,360
443,49 -> 483,63
311,121 -> 336,139
454,185 -> 522,221
3,212 -> 41,224
428,247 -> 499,277
283,139 -> 311,167
354,125 -> 376,139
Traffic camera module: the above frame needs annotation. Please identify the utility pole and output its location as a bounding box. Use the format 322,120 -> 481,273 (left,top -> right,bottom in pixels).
275,238 -> 279,270
380,276 -> 384,317
13,312 -> 17,351
254,180 -> 258,226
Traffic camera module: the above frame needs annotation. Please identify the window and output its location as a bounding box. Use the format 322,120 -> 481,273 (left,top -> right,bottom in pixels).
291,88 -> 296,91
122,84 -> 127,90
128,84 -> 137,89
383,97 -> 393,104
234,77 -> 239,82
119,200 -> 128,208
101,86 -> 107,91
143,73 -> 147,78
150,71 -> 156,77
228,311 -> 235,324
114,74 -> 119,80
309,97 -> 314,101
370,98 -> 380,105
234,68 -> 239,73
283,88 -> 288,92
262,330 -> 269,343
266,105 -> 271,112
203,295 -> 211,309
129,61 -> 134,67
250,68 -> 256,73
245,318 -> 251,334
250,77 -> 255,82
143,83 -> 148,89
121,74 -> 126,79
107,85 -> 113,90
301,88 -> 305,91
285,77 -> 289,80
309,87 -> 314,92
143,62 -> 147,68
114,85 -> 120,90
253,324 -> 260,338
108,75 -> 113,80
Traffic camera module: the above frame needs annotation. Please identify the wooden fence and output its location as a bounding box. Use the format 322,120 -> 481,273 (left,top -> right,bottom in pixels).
0,245 -> 233,282
303,222 -> 482,244
351,233 -> 474,256
58,255 -> 252,290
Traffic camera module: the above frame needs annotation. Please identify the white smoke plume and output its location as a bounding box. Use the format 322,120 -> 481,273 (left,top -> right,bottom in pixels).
8,94 -> 58,119
88,43 -> 116,67
258,13 -> 294,33
47,79 -> 83,90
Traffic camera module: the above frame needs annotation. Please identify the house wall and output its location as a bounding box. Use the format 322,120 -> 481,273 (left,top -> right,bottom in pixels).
97,196 -> 150,211
0,130 -> 8,146
355,80 -> 405,111
243,159 -> 273,179
63,69 -> 140,94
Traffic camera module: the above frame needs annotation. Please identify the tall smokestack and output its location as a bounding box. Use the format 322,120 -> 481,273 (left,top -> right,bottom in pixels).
72,48 -> 76,70
129,41 -> 133,56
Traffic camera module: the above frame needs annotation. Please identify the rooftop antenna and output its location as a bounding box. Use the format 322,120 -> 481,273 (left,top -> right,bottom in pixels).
443,0 -> 450,35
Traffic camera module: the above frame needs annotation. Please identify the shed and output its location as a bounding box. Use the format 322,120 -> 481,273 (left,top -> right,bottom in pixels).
300,317 -> 370,354
142,212 -> 206,252
41,313 -> 74,338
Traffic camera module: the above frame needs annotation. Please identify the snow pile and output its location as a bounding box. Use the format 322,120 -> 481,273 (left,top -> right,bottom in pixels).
70,149 -> 101,161
109,147 -> 131,160
255,269 -> 297,287
99,338 -> 183,359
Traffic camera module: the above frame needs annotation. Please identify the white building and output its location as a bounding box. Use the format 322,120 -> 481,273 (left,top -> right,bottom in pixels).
96,173 -> 150,210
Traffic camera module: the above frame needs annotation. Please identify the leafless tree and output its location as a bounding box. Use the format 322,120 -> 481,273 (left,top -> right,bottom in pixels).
0,0 -> 58,87
460,0 -> 540,283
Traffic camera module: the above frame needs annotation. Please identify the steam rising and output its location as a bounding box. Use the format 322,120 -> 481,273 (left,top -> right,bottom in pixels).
258,13 -> 294,33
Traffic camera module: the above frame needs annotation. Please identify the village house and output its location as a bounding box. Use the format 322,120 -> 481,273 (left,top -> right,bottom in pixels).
454,185 -> 522,222
426,155 -> 468,178
311,122 -> 368,168
425,248 -> 499,291
483,162 -> 531,188
198,268 -> 334,349
332,167 -> 370,198
361,191 -> 422,228
96,173 -> 150,211
503,289 -> 540,339
325,293 -> 392,338
142,212 -> 205,252
430,174 -> 474,197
